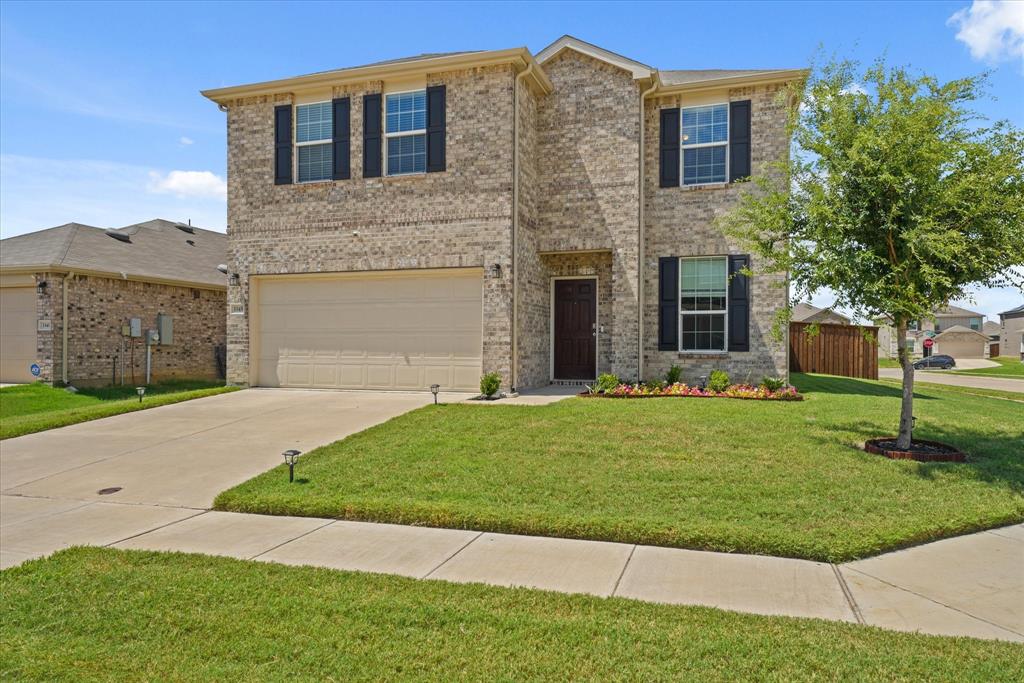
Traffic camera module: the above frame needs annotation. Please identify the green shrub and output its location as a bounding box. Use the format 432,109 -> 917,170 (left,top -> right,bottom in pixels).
643,380 -> 666,392
760,376 -> 787,392
664,365 -> 683,384
595,373 -> 620,393
479,372 -> 501,397
707,370 -> 730,393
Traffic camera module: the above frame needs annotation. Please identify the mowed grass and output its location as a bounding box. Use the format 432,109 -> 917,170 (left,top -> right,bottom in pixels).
216,374 -> 1024,562
878,357 -> 901,368
0,380 -> 239,439
2,548 -> 1020,682
952,356 -> 1024,378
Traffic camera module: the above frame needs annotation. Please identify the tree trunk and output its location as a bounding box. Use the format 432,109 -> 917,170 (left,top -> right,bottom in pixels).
896,319 -> 914,450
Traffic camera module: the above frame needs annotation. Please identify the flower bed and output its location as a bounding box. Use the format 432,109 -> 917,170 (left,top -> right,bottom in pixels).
580,383 -> 802,401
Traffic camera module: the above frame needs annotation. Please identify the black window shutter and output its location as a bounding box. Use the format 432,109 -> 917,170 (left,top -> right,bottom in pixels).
426,85 -> 446,173
363,93 -> 382,178
332,97 -> 350,180
728,254 -> 750,352
659,108 -> 680,188
658,257 -> 679,351
274,104 -> 292,185
729,100 -> 752,182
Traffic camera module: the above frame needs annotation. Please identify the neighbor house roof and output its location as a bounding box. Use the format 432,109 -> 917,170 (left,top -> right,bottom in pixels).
791,303 -> 851,324
0,219 -> 227,290
935,304 -> 983,318
983,320 -> 1002,337
999,303 -> 1024,319
934,325 -> 988,339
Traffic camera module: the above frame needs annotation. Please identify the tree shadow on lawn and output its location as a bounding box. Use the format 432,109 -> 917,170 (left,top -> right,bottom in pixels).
791,373 -> 937,400
813,417 -> 1024,495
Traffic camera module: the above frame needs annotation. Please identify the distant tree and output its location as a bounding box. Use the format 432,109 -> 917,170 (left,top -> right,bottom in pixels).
721,59 -> 1024,449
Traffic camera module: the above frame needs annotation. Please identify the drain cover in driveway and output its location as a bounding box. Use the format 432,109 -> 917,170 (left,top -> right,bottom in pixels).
97,487 -> 122,495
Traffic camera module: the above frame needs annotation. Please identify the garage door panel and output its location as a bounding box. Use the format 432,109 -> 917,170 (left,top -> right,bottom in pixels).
256,271 -> 482,391
0,287 -> 37,383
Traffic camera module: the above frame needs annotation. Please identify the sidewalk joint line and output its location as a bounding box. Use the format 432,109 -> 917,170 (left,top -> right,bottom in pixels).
104,509 -> 209,548
422,530 -> 484,579
611,545 -> 638,597
247,518 -> 338,561
843,565 -> 1023,637
831,564 -> 864,624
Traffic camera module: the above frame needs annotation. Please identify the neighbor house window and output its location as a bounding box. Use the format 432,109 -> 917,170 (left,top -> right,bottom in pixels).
681,104 -> 728,185
970,318 -> 981,330
679,256 -> 727,351
295,102 -> 332,182
385,90 -> 426,175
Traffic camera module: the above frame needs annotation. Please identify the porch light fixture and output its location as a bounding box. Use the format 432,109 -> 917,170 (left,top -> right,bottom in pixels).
136,386 -> 146,402
36,280 -> 47,294
283,449 -> 301,482
491,263 -> 502,279
430,384 -> 440,404
229,273 -> 240,286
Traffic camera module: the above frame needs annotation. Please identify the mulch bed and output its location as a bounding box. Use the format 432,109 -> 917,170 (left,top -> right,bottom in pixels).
864,437 -> 966,463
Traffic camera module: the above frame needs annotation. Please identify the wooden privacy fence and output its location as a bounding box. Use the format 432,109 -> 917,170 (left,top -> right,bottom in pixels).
790,322 -> 879,380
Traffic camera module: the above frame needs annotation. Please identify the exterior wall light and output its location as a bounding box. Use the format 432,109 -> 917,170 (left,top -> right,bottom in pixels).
229,273 -> 240,286
283,449 -> 301,482
136,386 -> 146,402
37,281 -> 48,294
430,384 -> 440,404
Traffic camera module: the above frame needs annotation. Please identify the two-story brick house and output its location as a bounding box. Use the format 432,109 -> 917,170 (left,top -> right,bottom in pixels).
203,36 -> 805,392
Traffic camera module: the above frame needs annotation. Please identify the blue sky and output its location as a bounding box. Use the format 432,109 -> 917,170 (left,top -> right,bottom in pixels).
1,0 -> 1022,318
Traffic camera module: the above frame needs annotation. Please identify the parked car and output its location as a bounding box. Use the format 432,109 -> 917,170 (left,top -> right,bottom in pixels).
913,354 -> 956,370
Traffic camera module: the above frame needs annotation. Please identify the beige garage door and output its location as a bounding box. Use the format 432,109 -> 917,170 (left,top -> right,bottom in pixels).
936,334 -> 985,359
0,286 -> 38,383
255,269 -> 483,391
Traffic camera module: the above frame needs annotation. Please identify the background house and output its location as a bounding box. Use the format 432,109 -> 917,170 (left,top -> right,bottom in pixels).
875,305 -> 987,359
998,304 -> 1024,359
791,303 -> 850,325
0,220 -> 227,385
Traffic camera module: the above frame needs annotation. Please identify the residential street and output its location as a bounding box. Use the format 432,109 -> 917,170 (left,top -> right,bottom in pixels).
878,368 -> 1024,393
2,390 -> 1021,642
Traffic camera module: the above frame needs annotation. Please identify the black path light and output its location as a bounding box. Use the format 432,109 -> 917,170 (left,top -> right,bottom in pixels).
283,449 -> 301,482
430,384 -> 440,405
136,386 -> 146,403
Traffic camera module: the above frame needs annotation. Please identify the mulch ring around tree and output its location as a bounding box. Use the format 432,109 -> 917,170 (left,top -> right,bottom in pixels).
864,437 -> 966,463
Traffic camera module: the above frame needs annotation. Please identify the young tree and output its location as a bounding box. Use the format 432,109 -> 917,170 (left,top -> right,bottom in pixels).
721,59 -> 1024,449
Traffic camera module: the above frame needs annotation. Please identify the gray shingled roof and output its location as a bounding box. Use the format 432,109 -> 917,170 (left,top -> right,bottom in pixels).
935,304 -> 984,317
999,303 -> 1024,318
659,69 -> 789,86
305,51 -> 481,78
0,219 -> 227,288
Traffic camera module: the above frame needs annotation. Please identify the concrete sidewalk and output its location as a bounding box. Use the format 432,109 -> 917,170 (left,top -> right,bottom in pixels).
4,496 -> 1019,643
879,368 -> 1024,393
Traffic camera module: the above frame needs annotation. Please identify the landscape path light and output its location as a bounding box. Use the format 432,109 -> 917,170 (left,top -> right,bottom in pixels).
430,384 -> 440,405
283,449 -> 301,483
136,386 -> 146,403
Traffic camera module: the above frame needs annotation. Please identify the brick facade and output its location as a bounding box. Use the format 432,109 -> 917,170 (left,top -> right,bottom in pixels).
32,273 -> 226,386
219,46 -> 795,390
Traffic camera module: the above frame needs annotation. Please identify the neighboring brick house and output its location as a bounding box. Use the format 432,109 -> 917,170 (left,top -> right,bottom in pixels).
0,220 -> 227,385
998,303 -> 1024,359
791,303 -> 851,326
203,36 -> 805,391
875,305 -> 987,359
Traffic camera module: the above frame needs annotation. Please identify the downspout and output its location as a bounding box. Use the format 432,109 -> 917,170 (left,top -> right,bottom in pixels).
637,76 -> 659,382
511,61 -> 534,392
61,272 -> 71,384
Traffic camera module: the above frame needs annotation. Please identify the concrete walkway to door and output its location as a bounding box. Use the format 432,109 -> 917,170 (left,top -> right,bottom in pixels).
2,388 -> 1021,643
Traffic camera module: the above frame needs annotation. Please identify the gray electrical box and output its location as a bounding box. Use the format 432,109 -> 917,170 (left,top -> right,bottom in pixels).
156,314 -> 173,346
146,329 -> 160,345
129,318 -> 142,338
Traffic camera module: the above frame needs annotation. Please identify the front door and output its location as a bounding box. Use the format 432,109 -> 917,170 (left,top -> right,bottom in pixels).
553,278 -> 597,380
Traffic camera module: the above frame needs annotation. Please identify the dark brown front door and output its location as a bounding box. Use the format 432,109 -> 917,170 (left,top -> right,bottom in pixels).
553,278 -> 597,380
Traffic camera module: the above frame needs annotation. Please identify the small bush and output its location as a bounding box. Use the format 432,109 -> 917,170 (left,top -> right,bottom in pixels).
643,380 -> 667,392
760,376 -> 787,392
595,373 -> 620,393
480,372 -> 501,397
707,370 -> 730,393
664,365 -> 683,384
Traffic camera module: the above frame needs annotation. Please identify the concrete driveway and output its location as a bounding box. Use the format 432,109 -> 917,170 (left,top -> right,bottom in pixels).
879,368 -> 1024,393
0,388 -> 464,566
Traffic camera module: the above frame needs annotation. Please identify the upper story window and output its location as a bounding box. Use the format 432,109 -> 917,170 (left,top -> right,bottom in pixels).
295,102 -> 332,182
681,104 -> 728,185
970,318 -> 981,330
679,256 -> 728,352
385,90 -> 427,175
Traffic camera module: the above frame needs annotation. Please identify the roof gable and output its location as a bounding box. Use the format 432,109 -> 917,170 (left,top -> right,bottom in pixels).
535,35 -> 652,79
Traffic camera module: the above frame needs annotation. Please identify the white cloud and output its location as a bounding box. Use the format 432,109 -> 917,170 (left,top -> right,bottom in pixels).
147,170 -> 226,199
179,136 -> 194,146
947,1 -> 1024,65
0,155 -> 225,238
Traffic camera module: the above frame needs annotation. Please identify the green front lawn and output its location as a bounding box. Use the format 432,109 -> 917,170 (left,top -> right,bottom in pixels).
1,548 -> 1019,681
0,380 -> 239,439
216,374 -> 1024,562
952,356 -> 1024,378
878,357 -> 901,368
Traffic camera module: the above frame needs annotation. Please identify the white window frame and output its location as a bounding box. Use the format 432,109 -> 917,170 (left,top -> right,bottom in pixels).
294,100 -> 333,184
680,102 -> 729,187
384,88 -> 427,177
678,256 -> 729,353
